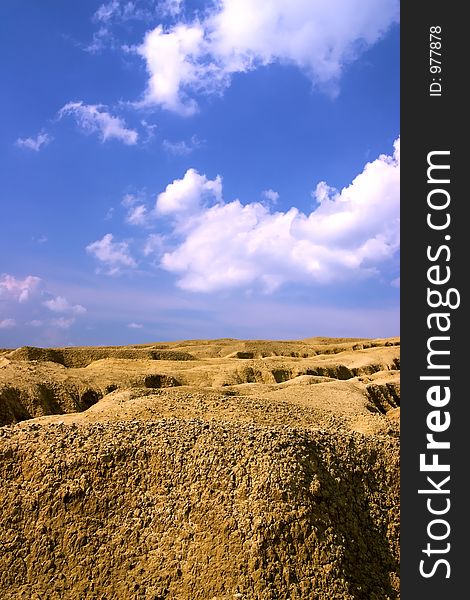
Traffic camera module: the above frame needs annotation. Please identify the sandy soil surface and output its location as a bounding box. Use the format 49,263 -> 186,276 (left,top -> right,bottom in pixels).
0,337 -> 400,599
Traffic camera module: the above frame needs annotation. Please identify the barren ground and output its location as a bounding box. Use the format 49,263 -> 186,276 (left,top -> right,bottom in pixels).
0,337 -> 400,599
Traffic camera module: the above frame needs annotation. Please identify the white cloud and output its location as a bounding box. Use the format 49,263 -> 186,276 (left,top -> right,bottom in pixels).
43,296 -> 87,315
86,233 -> 137,274
136,23 -> 209,115
16,131 -> 52,152
121,193 -> 150,226
141,119 -> 158,141
262,189 -> 279,204
86,26 -> 112,53
94,0 -> 159,24
59,101 -> 138,145
160,0 -> 183,18
126,204 -> 148,225
121,193 -> 140,207
0,274 -> 87,334
157,138 -> 399,292
94,1 -> 120,23
32,235 -> 48,244
0,274 -> 42,303
51,317 -> 76,330
135,0 -> 399,114
89,2 -> 182,52
28,320 -> 43,327
143,233 -> 165,256
0,318 -> 16,329
155,168 -> 222,217
127,322 -> 143,329
162,135 -> 202,155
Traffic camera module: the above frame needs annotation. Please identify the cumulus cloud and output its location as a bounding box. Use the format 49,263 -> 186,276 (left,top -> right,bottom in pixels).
154,138 -> 399,292
0,318 -> 16,329
135,0 -> 399,114
136,23 -> 209,115
86,233 -> 137,274
43,296 -> 87,315
155,168 -> 222,217
16,131 -> 52,151
59,102 -> 138,145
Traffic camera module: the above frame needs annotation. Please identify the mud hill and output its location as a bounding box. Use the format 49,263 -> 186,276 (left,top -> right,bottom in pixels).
0,337 -> 400,599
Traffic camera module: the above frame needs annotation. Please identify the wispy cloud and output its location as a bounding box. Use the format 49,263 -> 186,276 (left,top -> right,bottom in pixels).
121,192 -> 151,226
0,274 -> 87,335
27,320 -> 43,327
143,233 -> 165,257
121,193 -> 141,208
85,26 -> 112,53
59,101 -> 138,145
261,189 -> 279,204
127,322 -> 143,329
32,235 -> 48,244
126,204 -> 148,226
16,131 -> 52,152
93,0 -> 160,24
105,207 -> 115,221
141,119 -> 158,142
0,318 -> 16,329
88,1 -> 164,52
93,1 -> 121,23
51,317 -> 76,330
159,0 -> 183,18
86,233 -> 137,274
162,135 -> 202,156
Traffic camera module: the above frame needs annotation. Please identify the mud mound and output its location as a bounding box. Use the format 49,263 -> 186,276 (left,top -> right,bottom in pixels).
0,339 -> 400,427
5,346 -> 195,368
129,337 -> 400,360
0,337 -> 400,597
366,373 -> 401,415
0,419 -> 399,600
0,381 -> 103,425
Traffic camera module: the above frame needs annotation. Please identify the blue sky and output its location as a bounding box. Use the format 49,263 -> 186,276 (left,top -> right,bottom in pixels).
0,0 -> 399,347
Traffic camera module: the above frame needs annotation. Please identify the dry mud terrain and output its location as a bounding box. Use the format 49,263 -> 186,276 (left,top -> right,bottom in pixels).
0,337 -> 400,599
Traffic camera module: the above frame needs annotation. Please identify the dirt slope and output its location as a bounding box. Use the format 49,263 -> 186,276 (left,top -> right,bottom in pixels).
0,337 -> 400,599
